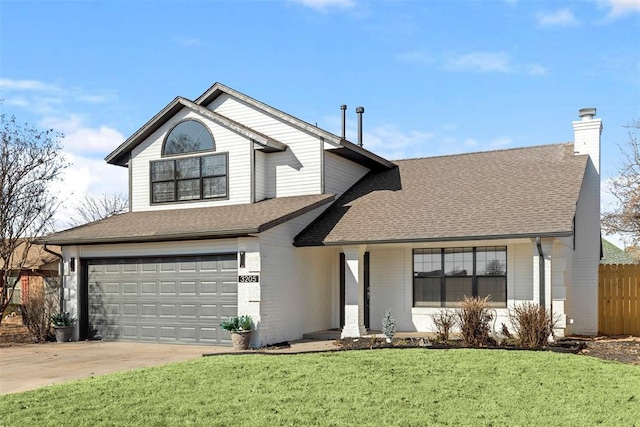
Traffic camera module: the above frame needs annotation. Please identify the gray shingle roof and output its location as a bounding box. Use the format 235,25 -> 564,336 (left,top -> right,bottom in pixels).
43,194 -> 334,245
601,238 -> 636,264
295,143 -> 588,246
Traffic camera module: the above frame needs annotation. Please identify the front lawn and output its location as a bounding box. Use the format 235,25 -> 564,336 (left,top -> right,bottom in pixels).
1,349 -> 638,426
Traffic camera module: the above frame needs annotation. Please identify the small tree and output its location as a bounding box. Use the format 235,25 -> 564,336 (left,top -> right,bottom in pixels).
602,119 -> 640,246
382,309 -> 396,342
0,112 -> 67,322
68,193 -> 128,227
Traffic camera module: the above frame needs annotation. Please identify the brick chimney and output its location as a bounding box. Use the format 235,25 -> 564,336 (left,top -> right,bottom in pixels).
572,107 -> 603,174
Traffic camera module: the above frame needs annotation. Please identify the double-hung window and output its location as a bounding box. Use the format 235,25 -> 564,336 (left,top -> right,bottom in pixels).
414,246 -> 507,307
151,154 -> 227,203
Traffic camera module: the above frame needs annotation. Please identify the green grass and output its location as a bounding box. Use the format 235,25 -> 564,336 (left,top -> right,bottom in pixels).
1,349 -> 638,426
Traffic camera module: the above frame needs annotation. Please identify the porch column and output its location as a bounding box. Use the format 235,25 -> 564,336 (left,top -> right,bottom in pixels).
341,246 -> 367,338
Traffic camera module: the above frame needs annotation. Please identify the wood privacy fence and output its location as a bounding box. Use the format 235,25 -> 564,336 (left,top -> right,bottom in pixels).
598,264 -> 640,335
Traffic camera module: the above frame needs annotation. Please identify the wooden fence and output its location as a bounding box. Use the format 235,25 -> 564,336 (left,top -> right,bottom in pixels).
598,264 -> 640,335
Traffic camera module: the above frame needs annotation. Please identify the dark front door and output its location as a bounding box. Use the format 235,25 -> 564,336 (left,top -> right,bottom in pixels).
339,253 -> 345,328
364,252 -> 370,330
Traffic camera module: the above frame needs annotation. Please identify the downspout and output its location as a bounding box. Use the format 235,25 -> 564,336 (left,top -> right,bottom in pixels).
43,244 -> 64,314
535,237 -> 545,308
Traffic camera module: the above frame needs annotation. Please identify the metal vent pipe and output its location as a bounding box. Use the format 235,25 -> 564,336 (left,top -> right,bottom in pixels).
356,106 -> 364,147
340,105 -> 347,139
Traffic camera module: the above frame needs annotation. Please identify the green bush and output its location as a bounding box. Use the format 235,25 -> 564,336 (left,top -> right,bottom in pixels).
456,296 -> 493,347
50,312 -> 77,327
221,315 -> 253,332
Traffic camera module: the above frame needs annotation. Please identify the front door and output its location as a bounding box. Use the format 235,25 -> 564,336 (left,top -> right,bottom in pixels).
339,252 -> 370,330
364,252 -> 370,330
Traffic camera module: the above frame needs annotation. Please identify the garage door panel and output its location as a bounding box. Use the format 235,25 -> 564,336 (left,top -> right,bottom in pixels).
87,255 -> 237,345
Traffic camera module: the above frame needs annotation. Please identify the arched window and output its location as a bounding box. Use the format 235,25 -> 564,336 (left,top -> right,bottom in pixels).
163,120 -> 214,155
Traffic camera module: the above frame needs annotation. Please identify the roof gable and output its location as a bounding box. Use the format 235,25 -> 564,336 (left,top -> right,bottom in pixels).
105,83 -> 394,170
295,143 -> 588,246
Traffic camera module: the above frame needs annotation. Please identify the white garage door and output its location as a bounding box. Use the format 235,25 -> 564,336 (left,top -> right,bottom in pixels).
87,255 -> 237,345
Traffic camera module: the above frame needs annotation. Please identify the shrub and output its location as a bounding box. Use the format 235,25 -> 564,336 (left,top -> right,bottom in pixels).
456,296 -> 493,347
22,286 -> 55,342
509,302 -> 556,348
431,309 -> 456,343
382,309 -> 396,341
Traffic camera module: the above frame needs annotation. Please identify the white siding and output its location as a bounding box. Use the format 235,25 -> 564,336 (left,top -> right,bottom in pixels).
257,206 -> 335,345
570,159 -> 600,335
324,151 -> 370,197
254,150 -> 266,201
208,95 -> 322,198
370,248 -> 412,331
130,108 -> 252,212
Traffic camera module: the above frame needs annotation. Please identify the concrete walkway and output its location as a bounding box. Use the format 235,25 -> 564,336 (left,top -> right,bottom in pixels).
0,339 -> 339,395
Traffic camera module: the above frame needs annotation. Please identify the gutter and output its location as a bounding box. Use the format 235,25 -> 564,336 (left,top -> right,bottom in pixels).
43,244 -> 64,314
294,231 -> 573,247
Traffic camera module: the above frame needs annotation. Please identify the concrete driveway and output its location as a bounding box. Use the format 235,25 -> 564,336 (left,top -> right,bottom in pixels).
0,341 -> 228,395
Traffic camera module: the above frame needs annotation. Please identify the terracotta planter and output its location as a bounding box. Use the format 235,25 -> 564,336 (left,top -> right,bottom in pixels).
230,330 -> 253,350
53,326 -> 74,343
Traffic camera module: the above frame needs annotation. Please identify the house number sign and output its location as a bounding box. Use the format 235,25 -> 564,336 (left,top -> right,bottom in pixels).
238,275 -> 259,283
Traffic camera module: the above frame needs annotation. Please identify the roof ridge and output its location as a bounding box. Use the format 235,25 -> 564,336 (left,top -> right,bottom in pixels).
391,142 -> 575,162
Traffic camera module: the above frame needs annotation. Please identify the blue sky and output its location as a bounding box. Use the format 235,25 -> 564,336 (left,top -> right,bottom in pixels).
1,0 -> 639,244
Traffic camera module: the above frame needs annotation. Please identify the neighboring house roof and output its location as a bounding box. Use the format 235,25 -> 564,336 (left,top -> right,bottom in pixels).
0,240 -> 61,271
601,238 -> 637,264
41,194 -> 335,245
105,82 -> 394,171
295,143 -> 588,246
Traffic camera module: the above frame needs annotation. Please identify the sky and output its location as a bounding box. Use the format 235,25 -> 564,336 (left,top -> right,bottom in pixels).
0,0 -> 639,246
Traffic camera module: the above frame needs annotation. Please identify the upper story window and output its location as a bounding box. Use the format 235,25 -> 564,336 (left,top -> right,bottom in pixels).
151,120 -> 227,204
163,120 -> 215,155
413,246 -> 507,308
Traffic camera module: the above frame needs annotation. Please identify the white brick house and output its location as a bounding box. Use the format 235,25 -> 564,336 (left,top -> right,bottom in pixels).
43,83 -> 602,346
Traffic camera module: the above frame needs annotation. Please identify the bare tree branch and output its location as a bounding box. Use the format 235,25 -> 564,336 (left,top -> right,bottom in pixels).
602,119 -> 640,246
68,193 -> 128,227
0,111 -> 68,320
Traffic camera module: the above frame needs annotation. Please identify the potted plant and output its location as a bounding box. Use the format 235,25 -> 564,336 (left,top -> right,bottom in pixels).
50,312 -> 77,343
221,315 -> 253,350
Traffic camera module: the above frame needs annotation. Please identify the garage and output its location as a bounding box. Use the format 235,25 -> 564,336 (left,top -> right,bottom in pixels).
84,254 -> 237,345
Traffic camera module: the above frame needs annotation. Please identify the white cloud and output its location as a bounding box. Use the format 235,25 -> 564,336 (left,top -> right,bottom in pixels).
289,0 -> 356,11
598,0 -> 640,19
444,52 -> 511,73
39,114 -> 124,155
0,78 -> 62,93
52,153 -> 128,230
361,124 -> 435,159
526,64 -> 548,76
536,8 -> 579,27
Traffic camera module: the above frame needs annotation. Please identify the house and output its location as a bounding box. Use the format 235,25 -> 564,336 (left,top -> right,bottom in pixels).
0,241 -> 60,307
601,239 -> 637,265
42,83 -> 602,346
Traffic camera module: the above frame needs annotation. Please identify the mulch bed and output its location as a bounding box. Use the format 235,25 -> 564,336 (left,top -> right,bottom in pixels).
335,336 -> 640,365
